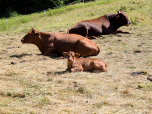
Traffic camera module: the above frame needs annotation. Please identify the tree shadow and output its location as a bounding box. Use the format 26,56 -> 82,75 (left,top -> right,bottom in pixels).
10,53 -> 32,59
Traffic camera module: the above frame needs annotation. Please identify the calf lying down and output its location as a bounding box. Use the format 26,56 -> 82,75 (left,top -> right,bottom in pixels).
63,51 -> 107,73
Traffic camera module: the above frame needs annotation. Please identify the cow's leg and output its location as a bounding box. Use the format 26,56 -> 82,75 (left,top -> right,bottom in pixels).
87,35 -> 102,39
85,25 -> 89,38
87,36 -> 97,39
70,66 -> 83,72
92,61 -> 107,72
87,26 -> 103,39
44,47 -> 56,56
92,67 -> 107,73
69,24 -> 88,37
116,30 -> 131,34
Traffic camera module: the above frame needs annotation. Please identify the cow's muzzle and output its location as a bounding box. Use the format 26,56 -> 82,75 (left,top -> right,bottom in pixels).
68,58 -> 73,62
126,21 -> 131,26
21,39 -> 25,43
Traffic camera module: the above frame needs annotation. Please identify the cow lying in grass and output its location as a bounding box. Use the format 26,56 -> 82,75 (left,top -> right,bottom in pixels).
21,28 -> 100,57
67,11 -> 131,39
63,51 -> 107,73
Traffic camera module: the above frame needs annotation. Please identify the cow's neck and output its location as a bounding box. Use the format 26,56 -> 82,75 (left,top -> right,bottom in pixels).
34,32 -> 51,54
68,57 -> 77,69
68,62 -> 72,69
106,14 -> 123,30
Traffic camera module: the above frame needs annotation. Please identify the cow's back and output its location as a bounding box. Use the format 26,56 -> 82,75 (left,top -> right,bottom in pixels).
50,33 -> 100,56
74,36 -> 100,56
68,16 -> 110,37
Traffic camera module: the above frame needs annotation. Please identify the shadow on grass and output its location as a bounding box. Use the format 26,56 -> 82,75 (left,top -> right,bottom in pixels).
47,70 -> 69,76
10,53 -> 32,58
36,53 -> 66,60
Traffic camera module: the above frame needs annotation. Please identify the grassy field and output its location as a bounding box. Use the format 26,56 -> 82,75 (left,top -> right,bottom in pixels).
0,0 -> 152,113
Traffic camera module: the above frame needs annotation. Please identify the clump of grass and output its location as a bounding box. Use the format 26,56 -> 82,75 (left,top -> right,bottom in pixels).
145,83 -> 152,91
137,84 -> 144,89
12,93 -> 25,98
56,80 -> 64,84
120,103 -> 134,107
30,82 -> 42,89
0,91 -> 25,98
38,96 -> 51,106
126,65 -> 136,69
137,83 -> 152,91
106,51 -> 113,55
121,89 -> 130,94
0,100 -> 11,107
0,90 -> 5,96
6,11 -> 19,17
130,17 -> 140,25
30,111 -> 35,114
119,6 -> 127,12
96,0 -> 117,5
36,96 -> 59,107
6,92 -> 12,97
77,86 -> 86,94
19,15 -> 31,23
0,20 -> 8,32
47,77 -> 53,82
93,101 -> 110,108
5,72 -> 19,76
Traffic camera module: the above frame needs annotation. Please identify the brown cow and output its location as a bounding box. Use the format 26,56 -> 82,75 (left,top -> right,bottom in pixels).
63,51 -> 107,73
21,28 -> 100,57
67,11 -> 131,39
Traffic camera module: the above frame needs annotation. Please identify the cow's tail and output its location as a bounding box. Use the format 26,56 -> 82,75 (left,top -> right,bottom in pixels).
96,45 -> 100,55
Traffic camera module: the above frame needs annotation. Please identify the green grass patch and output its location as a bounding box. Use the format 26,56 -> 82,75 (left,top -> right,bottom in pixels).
2,0 -> 152,34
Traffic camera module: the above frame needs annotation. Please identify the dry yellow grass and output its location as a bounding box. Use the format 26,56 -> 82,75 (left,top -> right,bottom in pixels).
0,0 -> 152,113
0,26 -> 152,113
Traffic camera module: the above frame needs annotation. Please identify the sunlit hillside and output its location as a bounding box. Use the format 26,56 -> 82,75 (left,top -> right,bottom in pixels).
0,0 -> 152,113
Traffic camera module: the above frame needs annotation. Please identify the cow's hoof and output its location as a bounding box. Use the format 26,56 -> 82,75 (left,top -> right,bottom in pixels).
59,56 -> 65,59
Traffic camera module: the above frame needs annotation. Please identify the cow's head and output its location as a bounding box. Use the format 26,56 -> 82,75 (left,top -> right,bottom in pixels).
116,11 -> 131,26
21,28 -> 40,44
62,51 -> 80,63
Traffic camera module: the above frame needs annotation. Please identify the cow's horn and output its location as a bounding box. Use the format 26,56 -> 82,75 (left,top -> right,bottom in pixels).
118,11 -> 121,14
31,27 -> 34,30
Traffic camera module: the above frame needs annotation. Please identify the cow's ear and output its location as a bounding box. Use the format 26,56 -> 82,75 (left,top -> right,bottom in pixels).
31,27 -> 35,31
35,33 -> 40,37
62,52 -> 67,56
75,53 -> 80,57
118,11 -> 121,14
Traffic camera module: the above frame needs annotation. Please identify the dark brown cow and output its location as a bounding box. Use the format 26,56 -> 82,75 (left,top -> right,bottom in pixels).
67,11 -> 131,38
63,51 -> 107,73
21,28 -> 100,57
